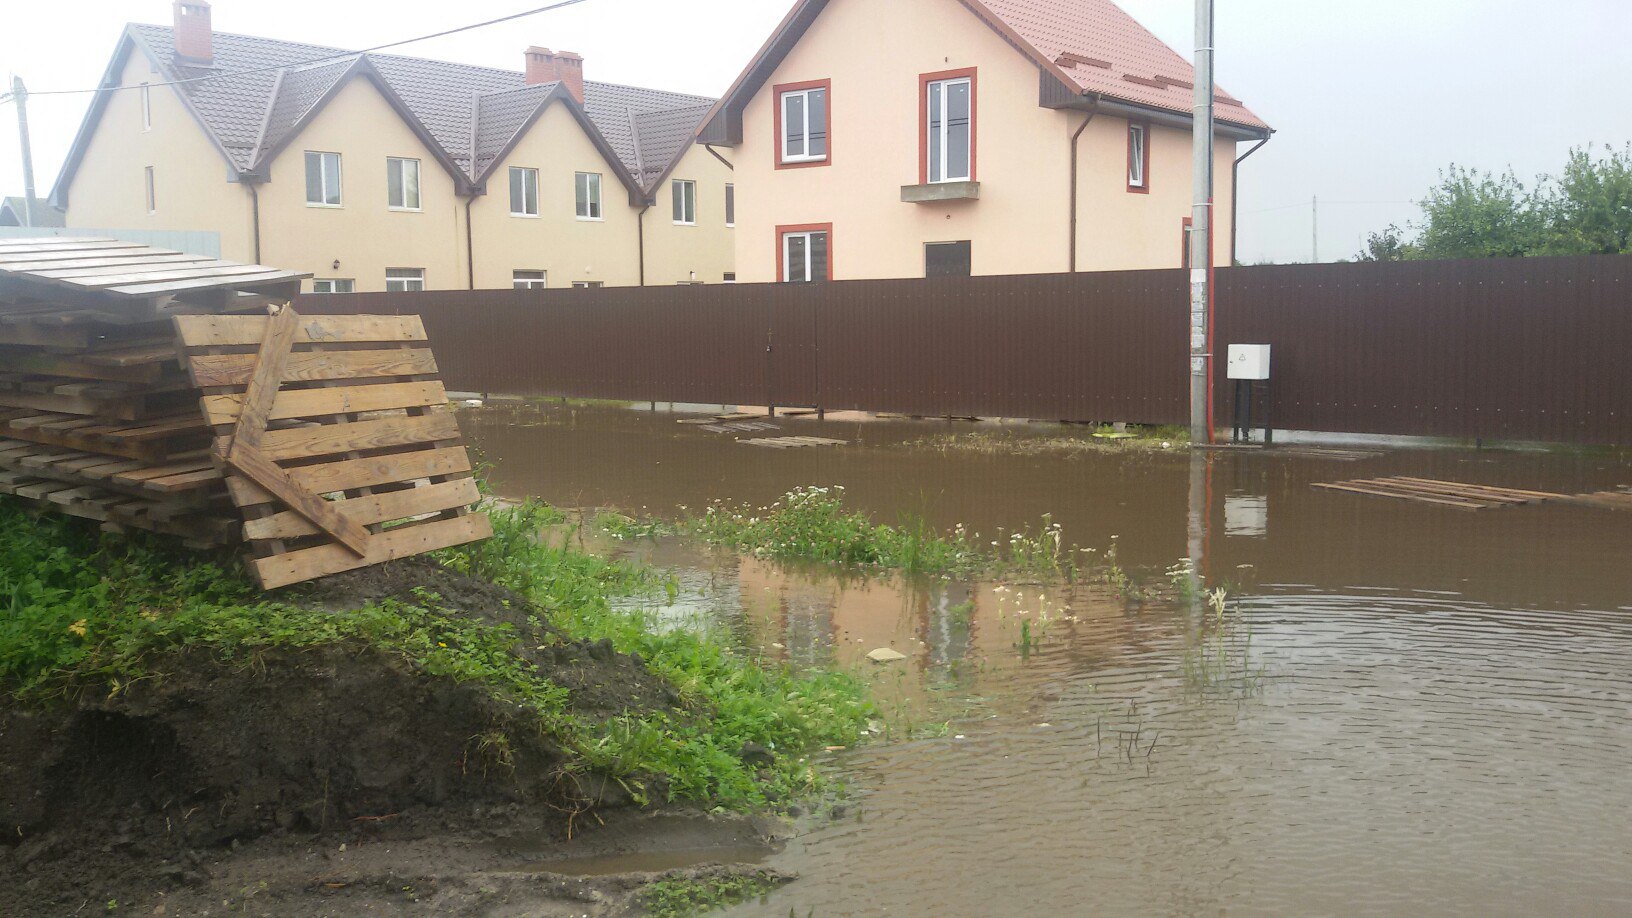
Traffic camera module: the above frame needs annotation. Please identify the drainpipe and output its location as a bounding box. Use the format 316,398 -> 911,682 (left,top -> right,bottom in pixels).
464,196 -> 476,289
703,144 -> 735,171
1067,100 -> 1100,273
1230,135 -> 1271,267
247,181 -> 262,264
637,203 -> 650,286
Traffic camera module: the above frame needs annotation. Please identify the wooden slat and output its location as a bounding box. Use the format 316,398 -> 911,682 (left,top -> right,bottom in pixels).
248,514 -> 492,590
244,478 -> 480,541
227,446 -> 372,556
1356,478 -> 1531,505
0,389 -> 144,421
107,270 -> 306,297
0,325 -> 95,349
174,314 -> 428,348
0,253 -> 211,273
188,348 -> 439,388
225,446 -> 474,507
0,349 -> 169,384
1312,481 -> 1487,510
1385,477 -> 1562,501
221,412 -> 460,463
228,307 -> 299,456
200,381 -> 448,425
60,263 -> 288,288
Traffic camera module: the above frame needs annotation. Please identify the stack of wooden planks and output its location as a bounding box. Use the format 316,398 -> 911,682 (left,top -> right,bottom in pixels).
0,238 -> 489,587
1312,476 -> 1563,510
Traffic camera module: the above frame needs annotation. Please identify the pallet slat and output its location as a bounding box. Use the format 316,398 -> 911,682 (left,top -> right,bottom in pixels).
188,348 -> 439,388
200,380 -> 448,425
174,314 -> 427,347
248,514 -> 493,591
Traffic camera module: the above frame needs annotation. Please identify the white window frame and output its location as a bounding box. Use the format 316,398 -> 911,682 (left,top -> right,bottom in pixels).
385,268 -> 425,292
725,183 -> 736,228
509,166 -> 540,217
572,281 -> 604,289
926,76 -> 973,184
672,179 -> 697,226
311,279 -> 354,294
779,86 -> 828,164
1128,124 -> 1148,190
781,230 -> 828,284
304,151 -> 343,207
143,166 -> 156,214
140,84 -> 152,131
575,172 -> 603,221
723,272 -> 738,284
386,157 -> 422,211
513,270 -> 548,290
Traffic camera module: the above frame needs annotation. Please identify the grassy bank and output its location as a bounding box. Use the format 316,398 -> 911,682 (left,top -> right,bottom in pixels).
0,497 -> 870,811
909,426 -> 1188,457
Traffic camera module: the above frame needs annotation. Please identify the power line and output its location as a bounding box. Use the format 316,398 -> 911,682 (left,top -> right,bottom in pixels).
1242,199 -> 1416,216
0,0 -> 598,103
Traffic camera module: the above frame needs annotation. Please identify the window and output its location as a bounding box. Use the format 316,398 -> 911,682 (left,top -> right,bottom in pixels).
305,151 -> 342,206
672,180 -> 697,225
924,71 -> 975,184
385,268 -> 425,292
776,81 -> 829,167
141,84 -> 152,131
723,272 -> 737,284
311,279 -> 354,294
1128,123 -> 1149,192
572,281 -> 604,289
513,270 -> 548,290
926,241 -> 972,277
387,157 -> 421,210
779,225 -> 830,283
1181,217 -> 1195,270
575,172 -> 602,220
725,184 -> 736,227
509,166 -> 539,216
143,166 -> 155,214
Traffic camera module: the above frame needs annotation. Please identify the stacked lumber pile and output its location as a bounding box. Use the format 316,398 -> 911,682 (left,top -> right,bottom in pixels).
0,237 -> 489,587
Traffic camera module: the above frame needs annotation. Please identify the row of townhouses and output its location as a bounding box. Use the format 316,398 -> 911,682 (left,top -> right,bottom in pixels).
50,0 -> 1270,292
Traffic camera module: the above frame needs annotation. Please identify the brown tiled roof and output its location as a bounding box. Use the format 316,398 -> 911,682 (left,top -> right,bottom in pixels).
56,23 -> 715,204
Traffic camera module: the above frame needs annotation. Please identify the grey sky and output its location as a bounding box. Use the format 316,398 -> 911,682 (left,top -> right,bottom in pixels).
2,0 -> 1628,264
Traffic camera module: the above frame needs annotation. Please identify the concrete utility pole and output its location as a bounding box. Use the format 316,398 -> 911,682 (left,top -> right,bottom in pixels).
10,76 -> 37,227
1188,0 -> 1216,443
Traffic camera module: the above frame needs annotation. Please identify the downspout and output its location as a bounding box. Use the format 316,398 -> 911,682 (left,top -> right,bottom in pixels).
247,181 -> 262,264
703,143 -> 735,171
637,203 -> 650,287
1230,135 -> 1271,266
1067,99 -> 1100,273
464,195 -> 476,290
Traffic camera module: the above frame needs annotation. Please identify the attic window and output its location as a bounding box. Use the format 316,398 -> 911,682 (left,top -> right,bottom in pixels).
776,80 -> 830,168
575,172 -> 602,220
1127,124 -> 1149,193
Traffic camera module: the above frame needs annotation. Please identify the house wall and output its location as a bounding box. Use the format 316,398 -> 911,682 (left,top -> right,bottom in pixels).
469,101 -> 640,289
642,143 -> 738,285
63,53 -> 254,261
732,0 -> 1237,282
258,78 -> 465,293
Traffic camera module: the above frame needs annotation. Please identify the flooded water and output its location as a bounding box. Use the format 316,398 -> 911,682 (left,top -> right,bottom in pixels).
464,403 -> 1632,916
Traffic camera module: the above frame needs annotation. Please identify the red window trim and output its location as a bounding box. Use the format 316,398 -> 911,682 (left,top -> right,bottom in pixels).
1127,121 -> 1151,194
776,222 -> 834,283
773,79 -> 833,171
919,67 -> 978,185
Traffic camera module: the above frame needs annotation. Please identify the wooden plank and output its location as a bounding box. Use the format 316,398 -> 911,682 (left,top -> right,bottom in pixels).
188,348 -> 439,388
0,253 -> 211,273
1358,478 -> 1529,505
139,467 -> 225,494
225,446 -> 474,507
226,447 -> 371,556
221,412 -> 460,463
200,380 -> 448,425
175,314 -> 428,348
1385,477 -> 1563,502
1312,481 -> 1487,510
249,514 -> 492,590
229,306 -> 300,456
0,349 -> 168,383
0,325 -> 96,349
0,390 -> 143,421
244,478 -> 480,541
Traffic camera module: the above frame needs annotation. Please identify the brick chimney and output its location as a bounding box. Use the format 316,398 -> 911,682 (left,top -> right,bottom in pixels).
173,1 -> 214,65
524,47 -> 584,105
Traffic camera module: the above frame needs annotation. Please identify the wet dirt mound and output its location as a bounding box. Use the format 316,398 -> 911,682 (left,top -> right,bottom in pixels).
0,559 -> 678,914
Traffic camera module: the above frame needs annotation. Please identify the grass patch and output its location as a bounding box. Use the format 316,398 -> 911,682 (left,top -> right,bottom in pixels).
684,485 -> 1073,579
910,426 -> 1188,457
639,870 -> 787,918
0,496 -> 870,811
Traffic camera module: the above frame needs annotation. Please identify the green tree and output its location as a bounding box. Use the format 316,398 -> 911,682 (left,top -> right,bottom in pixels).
1414,165 -> 1546,259
1355,224 -> 1416,262
1539,143 -> 1632,255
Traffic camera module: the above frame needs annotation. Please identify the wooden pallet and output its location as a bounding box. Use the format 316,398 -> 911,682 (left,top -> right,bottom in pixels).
175,309 -> 490,590
1313,476 -> 1564,510
0,409 -> 208,462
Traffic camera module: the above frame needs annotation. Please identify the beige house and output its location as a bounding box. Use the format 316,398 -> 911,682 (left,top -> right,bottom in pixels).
699,0 -> 1271,282
52,2 -> 735,292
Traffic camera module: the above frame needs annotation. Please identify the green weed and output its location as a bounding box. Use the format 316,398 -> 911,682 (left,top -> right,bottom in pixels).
639,871 -> 787,918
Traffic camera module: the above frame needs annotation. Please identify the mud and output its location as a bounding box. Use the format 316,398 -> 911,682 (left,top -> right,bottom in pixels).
0,559 -> 723,916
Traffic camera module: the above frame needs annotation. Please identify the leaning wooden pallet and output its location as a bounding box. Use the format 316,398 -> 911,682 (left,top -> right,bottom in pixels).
0,238 -> 490,589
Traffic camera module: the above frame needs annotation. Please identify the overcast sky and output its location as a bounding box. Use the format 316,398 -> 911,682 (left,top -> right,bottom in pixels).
2,0 -> 1628,264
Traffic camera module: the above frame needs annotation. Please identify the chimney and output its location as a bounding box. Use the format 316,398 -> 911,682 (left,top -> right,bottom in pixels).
173,1 -> 213,65
524,47 -> 584,105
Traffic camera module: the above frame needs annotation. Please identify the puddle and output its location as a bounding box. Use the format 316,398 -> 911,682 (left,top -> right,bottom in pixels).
466,403 -> 1632,915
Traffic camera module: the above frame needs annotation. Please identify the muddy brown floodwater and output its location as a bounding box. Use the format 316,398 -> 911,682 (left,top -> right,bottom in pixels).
464,403 -> 1632,916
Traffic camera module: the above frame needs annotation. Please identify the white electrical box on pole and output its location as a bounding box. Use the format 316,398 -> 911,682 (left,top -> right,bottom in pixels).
1188,0 -> 1216,443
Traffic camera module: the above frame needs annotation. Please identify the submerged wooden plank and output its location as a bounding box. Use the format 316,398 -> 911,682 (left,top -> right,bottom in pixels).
1312,481 -> 1487,510
249,514 -> 492,590
243,477 -> 480,541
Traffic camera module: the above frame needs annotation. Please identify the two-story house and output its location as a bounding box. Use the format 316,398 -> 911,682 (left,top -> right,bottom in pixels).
51,1 -> 735,292
699,0 -> 1271,282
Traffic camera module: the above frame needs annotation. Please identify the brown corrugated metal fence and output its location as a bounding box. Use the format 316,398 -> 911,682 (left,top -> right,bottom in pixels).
298,255 -> 1632,445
